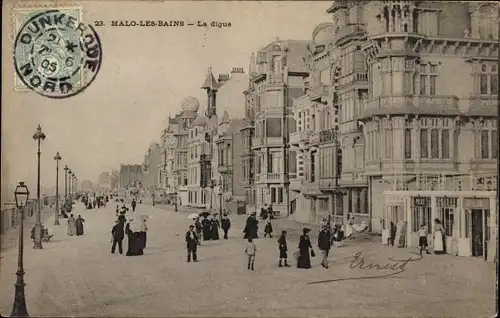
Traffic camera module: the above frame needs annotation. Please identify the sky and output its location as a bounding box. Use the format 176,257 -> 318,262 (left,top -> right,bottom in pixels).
1,0 -> 331,198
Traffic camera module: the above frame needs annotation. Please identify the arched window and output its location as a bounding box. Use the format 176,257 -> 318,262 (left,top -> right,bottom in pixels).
478,5 -> 498,39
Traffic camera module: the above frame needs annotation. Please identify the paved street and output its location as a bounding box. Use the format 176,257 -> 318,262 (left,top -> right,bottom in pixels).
0,202 -> 495,317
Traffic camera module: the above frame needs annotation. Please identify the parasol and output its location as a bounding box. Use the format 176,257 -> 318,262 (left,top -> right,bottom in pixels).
199,211 -> 210,218
188,213 -> 199,220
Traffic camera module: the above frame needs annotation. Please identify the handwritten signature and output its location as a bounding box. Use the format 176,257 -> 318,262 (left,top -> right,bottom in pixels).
307,252 -> 423,285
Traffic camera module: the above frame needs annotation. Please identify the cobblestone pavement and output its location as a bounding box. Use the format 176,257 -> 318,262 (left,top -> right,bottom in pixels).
0,203 -> 495,317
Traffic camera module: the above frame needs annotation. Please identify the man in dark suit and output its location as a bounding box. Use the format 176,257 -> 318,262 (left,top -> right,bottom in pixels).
318,227 -> 332,269
221,214 -> 231,239
186,225 -> 199,262
111,219 -> 125,254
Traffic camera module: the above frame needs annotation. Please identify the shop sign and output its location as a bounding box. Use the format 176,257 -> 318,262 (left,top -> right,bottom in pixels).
463,198 -> 490,210
413,196 -> 431,207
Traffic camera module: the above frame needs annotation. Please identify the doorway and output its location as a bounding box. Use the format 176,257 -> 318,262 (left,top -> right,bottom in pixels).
471,209 -> 484,257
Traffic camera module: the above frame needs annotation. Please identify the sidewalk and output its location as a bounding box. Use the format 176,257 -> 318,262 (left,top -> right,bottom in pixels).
0,206 -> 55,252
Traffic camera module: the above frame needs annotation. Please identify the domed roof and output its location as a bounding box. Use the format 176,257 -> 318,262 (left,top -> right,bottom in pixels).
192,115 -> 207,127
312,22 -> 334,46
181,96 -> 200,112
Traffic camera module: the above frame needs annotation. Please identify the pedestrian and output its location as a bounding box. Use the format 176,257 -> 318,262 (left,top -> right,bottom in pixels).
201,215 -> 211,241
210,215 -> 220,240
318,226 -> 332,268
131,199 -> 137,212
264,217 -> 273,238
125,218 -> 141,256
245,237 -> 257,271
67,214 -> 76,236
267,204 -> 274,219
433,219 -> 446,255
75,214 -> 85,236
418,225 -> 431,255
277,230 -> 290,267
389,221 -> 397,246
296,228 -> 314,269
185,225 -> 198,262
260,204 -> 268,220
194,218 -> 202,245
221,213 -> 231,239
111,219 -> 125,254
116,204 -> 120,216
243,213 -> 258,239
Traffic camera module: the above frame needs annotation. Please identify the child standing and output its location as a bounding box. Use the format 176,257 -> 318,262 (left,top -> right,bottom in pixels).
277,230 -> 290,267
245,237 -> 257,270
418,225 -> 431,255
264,217 -> 273,238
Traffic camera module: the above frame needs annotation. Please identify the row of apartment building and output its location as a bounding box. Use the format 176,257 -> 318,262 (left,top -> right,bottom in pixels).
152,1 -> 497,261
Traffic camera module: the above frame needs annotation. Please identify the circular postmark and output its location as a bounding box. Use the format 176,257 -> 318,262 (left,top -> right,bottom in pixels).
14,10 -> 102,99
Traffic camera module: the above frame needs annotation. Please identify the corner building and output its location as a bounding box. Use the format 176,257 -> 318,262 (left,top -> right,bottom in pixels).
246,39 -> 311,217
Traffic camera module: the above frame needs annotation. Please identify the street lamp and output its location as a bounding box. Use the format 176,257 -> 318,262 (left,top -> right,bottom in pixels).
68,170 -> 72,199
32,124 -> 45,249
53,152 -> 62,226
64,165 -> 68,201
218,190 -> 223,223
11,181 -> 30,317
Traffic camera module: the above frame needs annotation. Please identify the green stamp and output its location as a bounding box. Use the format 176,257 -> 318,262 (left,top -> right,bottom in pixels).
13,8 -> 102,99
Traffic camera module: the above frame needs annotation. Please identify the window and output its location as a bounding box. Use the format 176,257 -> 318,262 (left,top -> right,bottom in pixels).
404,129 -> 412,159
481,130 -> 489,159
271,188 -> 276,203
492,130 -> 498,159
266,118 -> 282,137
419,64 -> 438,95
420,129 -> 428,158
419,119 -> 450,159
477,5 -> 499,40
310,152 -> 316,182
479,64 -> 498,95
430,129 -> 439,158
320,69 -> 330,85
278,188 -> 283,204
441,130 -> 450,159
384,129 -> 392,158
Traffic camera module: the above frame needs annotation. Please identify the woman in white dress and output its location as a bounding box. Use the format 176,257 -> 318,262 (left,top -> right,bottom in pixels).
433,218 -> 446,255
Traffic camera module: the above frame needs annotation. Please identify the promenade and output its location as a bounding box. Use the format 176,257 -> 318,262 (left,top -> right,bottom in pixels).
0,202 -> 495,317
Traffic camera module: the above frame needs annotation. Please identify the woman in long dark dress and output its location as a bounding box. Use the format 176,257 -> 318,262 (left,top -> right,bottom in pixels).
297,228 -> 313,269
75,215 -> 85,236
210,216 -> 220,240
201,215 -> 211,241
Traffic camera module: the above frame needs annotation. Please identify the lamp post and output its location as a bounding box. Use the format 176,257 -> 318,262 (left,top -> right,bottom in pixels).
64,165 -> 68,201
33,124 -> 45,249
218,191 -> 222,223
68,170 -> 72,200
11,181 -> 30,317
53,152 -> 62,225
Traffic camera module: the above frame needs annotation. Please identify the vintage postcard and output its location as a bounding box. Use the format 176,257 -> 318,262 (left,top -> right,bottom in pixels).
1,0 -> 498,317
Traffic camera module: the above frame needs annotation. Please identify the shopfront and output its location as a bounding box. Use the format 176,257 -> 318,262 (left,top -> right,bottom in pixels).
382,190 -> 497,262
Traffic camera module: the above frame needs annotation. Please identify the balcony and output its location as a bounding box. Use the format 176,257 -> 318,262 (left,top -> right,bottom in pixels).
334,24 -> 366,45
309,84 -> 329,102
309,132 -> 320,144
267,172 -> 281,180
319,128 -> 338,144
267,72 -> 284,85
338,72 -> 368,87
468,95 -> 498,117
362,95 -> 461,119
289,131 -> 311,145
218,164 -> 232,174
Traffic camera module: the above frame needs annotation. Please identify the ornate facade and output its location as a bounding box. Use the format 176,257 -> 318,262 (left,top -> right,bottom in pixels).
289,1 -> 498,236
246,39 -> 311,216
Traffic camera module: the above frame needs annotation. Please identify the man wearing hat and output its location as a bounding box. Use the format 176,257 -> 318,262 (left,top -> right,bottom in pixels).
277,230 -> 290,267
185,224 -> 199,262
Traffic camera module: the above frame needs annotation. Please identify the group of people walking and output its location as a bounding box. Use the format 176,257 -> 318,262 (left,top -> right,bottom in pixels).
67,214 -> 85,236
186,213 -> 232,263
111,202 -> 148,256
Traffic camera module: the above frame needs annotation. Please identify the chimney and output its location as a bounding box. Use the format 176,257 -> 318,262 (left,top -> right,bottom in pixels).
231,67 -> 244,74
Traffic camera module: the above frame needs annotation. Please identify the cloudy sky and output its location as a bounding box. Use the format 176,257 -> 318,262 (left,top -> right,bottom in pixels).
1,0 -> 331,196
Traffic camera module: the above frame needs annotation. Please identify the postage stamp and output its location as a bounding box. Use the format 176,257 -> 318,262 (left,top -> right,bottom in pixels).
12,7 -> 102,99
